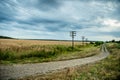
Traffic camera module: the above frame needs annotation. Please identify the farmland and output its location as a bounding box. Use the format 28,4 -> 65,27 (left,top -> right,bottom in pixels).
0,39 -> 99,64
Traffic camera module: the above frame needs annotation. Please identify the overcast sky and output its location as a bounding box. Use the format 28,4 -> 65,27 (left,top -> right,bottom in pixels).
0,0 -> 120,41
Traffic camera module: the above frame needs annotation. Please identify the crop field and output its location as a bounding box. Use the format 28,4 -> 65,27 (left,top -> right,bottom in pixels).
0,39 -> 83,46
0,39 -> 98,64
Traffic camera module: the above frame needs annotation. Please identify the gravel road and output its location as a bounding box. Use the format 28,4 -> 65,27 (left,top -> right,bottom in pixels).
0,44 -> 109,80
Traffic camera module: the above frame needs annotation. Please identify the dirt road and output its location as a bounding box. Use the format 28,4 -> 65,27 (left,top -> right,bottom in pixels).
0,44 -> 109,80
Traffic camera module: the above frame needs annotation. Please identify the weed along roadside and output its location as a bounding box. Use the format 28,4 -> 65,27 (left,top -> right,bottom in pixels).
0,39 -> 100,64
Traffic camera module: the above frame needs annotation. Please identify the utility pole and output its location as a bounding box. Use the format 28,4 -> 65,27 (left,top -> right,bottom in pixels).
85,38 -> 88,45
70,31 -> 76,50
82,36 -> 85,45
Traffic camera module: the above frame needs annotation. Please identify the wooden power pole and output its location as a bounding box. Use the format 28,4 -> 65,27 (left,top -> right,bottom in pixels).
85,38 -> 88,45
82,36 -> 85,45
70,31 -> 76,50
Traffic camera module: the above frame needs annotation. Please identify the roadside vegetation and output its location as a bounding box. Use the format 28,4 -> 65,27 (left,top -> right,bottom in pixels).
0,39 -> 100,64
22,42 -> 120,80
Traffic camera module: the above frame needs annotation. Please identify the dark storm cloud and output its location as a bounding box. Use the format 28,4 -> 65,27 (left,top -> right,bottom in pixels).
0,0 -> 16,22
36,0 -> 61,11
0,0 -> 61,23
16,0 -> 61,11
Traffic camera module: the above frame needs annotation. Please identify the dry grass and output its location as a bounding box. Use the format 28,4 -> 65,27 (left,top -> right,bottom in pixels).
0,39 -> 83,47
0,39 -> 83,52
0,39 -> 97,64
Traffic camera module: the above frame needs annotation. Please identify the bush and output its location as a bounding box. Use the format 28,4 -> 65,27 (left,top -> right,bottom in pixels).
116,40 -> 120,43
111,39 -> 115,43
117,43 -> 120,49
0,50 -> 15,60
94,41 -> 103,46
90,41 -> 94,44
56,46 -> 67,52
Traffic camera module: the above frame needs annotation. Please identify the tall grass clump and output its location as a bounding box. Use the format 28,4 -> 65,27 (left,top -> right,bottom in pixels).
117,43 -> 120,49
19,49 -> 56,59
29,45 -> 80,58
0,49 -> 15,60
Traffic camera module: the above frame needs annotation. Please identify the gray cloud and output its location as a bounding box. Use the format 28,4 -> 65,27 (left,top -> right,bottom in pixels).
16,0 -> 61,11
36,0 -> 61,11
0,0 -> 120,40
0,0 -> 16,22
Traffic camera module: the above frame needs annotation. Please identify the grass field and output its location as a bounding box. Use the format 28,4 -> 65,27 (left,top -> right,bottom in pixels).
22,43 -> 120,80
0,39 -> 99,64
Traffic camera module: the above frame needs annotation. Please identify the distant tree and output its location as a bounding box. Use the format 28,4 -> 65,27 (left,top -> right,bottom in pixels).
105,41 -> 108,43
94,41 -> 103,46
90,41 -> 94,44
111,39 -> 115,43
118,40 -> 120,43
116,40 -> 120,43
0,36 -> 12,39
